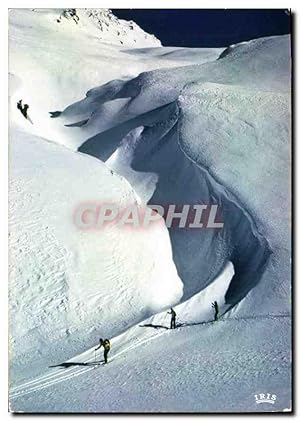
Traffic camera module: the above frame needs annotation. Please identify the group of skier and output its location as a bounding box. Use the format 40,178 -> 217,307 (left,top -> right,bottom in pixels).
168,301 -> 219,330
95,301 -> 219,364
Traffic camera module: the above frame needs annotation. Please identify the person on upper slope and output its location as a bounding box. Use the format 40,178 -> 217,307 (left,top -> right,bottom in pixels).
95,338 -> 110,364
17,99 -> 29,119
17,99 -> 22,112
212,301 -> 219,321
168,308 -> 176,329
23,103 -> 29,119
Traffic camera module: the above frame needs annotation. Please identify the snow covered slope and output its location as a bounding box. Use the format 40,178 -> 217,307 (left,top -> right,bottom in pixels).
9,8 -> 291,413
9,8 -> 160,113
178,81 -> 291,314
10,314 -> 291,412
9,128 -> 182,384
9,8 -> 222,128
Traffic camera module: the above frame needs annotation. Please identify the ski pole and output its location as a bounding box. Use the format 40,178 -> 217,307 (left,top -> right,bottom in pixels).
94,349 -> 96,363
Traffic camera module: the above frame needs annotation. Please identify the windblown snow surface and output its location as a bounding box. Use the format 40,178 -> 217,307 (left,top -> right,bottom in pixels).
9,9 -> 291,412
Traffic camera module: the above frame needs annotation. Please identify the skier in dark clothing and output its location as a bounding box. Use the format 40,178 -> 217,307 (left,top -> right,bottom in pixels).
17,99 -> 23,112
212,301 -> 219,321
17,100 -> 30,120
22,103 -> 29,119
95,338 -> 110,364
168,308 -> 176,329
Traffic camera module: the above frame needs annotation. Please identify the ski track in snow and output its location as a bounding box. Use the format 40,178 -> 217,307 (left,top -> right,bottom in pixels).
10,327 -> 168,398
10,314 -> 289,400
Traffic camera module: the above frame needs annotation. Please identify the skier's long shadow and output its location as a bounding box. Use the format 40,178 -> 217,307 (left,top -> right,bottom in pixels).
139,324 -> 169,330
177,321 -> 215,327
49,361 -> 104,369
139,321 -> 217,330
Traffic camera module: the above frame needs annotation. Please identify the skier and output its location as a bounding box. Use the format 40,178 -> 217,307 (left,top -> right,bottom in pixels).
95,338 -> 110,364
168,308 -> 176,329
17,99 -> 23,112
212,301 -> 219,321
22,103 -> 29,119
17,100 -> 30,120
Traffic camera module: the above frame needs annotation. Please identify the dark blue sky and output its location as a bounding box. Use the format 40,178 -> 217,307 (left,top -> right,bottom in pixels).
112,9 -> 291,47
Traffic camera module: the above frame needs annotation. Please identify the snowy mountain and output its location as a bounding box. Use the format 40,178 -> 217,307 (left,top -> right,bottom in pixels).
83,8 -> 161,47
9,9 -> 291,412
23,8 -> 161,48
